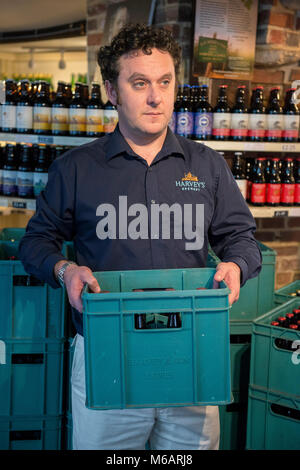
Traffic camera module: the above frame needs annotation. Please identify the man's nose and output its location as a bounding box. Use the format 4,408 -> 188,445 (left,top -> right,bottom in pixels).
147,85 -> 162,106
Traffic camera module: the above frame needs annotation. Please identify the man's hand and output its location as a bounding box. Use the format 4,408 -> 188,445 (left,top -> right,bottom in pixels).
58,263 -> 100,313
214,262 -> 241,306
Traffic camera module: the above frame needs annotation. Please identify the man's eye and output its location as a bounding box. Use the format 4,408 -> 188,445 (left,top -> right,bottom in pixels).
133,81 -> 146,88
161,80 -> 170,86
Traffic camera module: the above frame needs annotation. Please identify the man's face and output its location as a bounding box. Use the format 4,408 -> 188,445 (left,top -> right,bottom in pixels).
111,48 -> 176,140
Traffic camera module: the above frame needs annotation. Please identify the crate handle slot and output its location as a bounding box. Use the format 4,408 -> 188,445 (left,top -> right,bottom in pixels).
13,275 -> 45,286
11,353 -> 44,364
10,430 -> 42,441
271,403 -> 300,421
230,334 -> 251,344
274,338 -> 296,352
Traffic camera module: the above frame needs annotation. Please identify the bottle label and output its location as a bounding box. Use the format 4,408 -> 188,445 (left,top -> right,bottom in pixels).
230,113 -> 248,137
266,114 -> 283,138
52,107 -> 69,132
250,183 -> 266,203
295,183 -> 300,203
168,112 -> 176,133
2,170 -> 17,194
86,108 -> 104,133
33,172 -> 48,197
248,114 -> 266,137
33,106 -> 52,131
176,111 -> 194,135
194,112 -> 213,136
212,113 -> 231,136
69,108 -> 86,132
283,115 -> 299,139
17,171 -> 34,197
281,183 -> 295,204
16,106 -> 33,130
1,105 -> 16,129
103,109 -> 118,133
235,178 -> 247,199
266,183 -> 281,204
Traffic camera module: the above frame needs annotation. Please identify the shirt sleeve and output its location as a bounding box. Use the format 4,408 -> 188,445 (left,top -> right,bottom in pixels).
18,155 -> 76,288
208,155 -> 262,286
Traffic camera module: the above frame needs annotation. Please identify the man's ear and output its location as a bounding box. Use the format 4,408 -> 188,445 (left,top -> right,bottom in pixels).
105,80 -> 118,106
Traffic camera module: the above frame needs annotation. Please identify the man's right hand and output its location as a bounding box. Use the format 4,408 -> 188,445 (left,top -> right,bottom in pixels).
56,263 -> 101,313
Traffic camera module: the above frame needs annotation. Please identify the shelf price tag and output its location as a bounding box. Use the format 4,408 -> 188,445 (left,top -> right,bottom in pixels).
38,135 -> 54,145
282,144 -> 296,152
274,210 -> 289,217
12,200 -> 27,209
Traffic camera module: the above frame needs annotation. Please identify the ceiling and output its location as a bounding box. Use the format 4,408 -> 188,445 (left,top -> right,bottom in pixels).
0,0 -> 88,54
0,0 -> 87,32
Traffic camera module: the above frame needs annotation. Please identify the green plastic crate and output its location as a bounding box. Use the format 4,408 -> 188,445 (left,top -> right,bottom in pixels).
0,338 -> 65,416
0,415 -> 63,450
230,334 -> 251,396
246,386 -> 300,450
274,281 -> 300,305
230,241 -> 276,322
0,241 -> 66,338
0,228 -> 26,241
249,298 -> 300,398
82,267 -> 232,410
219,391 -> 248,450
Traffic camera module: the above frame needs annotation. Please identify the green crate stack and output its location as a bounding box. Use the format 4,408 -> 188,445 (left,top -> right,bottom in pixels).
246,298 -> 300,449
0,228 -> 67,450
274,281 -> 300,305
209,241 -> 277,450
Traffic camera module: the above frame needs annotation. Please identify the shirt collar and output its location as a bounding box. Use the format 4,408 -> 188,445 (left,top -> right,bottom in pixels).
104,124 -> 186,162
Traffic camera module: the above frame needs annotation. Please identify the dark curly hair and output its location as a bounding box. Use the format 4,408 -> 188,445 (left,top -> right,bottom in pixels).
97,23 -> 181,88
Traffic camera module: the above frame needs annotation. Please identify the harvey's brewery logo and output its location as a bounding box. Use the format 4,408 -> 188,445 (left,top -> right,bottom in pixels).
175,172 -> 205,191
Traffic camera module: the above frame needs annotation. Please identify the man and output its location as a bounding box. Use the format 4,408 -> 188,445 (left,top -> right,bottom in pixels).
19,24 -> 262,450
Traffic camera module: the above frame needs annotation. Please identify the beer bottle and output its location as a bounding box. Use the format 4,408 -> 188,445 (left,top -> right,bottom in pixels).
17,144 -> 33,199
212,85 -> 231,140
193,84 -> 213,140
171,85 -> 183,134
33,81 -> 52,135
176,84 -> 193,138
1,79 -> 17,133
277,316 -> 286,327
82,84 -> 90,106
230,86 -> 248,141
265,87 -> 283,142
69,83 -> 86,136
33,145 -> 49,198
285,313 -> 295,326
2,144 -> 18,196
51,81 -> 69,136
250,157 -> 266,206
86,83 -> 104,137
294,157 -> 300,206
248,87 -> 266,141
245,156 -> 253,203
16,79 -> 33,134
280,157 -> 295,206
103,100 -> 118,134
270,321 -> 280,326
0,146 -> 4,195
282,88 -> 299,142
231,152 -> 247,199
266,158 -> 281,206
64,83 -> 73,106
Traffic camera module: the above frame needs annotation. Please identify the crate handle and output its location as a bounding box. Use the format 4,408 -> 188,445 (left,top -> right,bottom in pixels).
11,353 -> 44,364
10,430 -> 42,441
274,338 -> 296,352
271,403 -> 300,421
13,275 -> 45,286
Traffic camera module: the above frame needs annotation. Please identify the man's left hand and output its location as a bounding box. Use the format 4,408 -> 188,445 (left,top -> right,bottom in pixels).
214,262 -> 241,306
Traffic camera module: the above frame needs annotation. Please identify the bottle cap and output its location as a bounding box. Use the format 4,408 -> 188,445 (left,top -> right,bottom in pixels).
289,324 -> 298,330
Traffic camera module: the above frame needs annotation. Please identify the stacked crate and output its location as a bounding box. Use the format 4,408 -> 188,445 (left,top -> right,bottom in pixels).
216,242 -> 277,450
0,228 -> 66,450
246,298 -> 300,450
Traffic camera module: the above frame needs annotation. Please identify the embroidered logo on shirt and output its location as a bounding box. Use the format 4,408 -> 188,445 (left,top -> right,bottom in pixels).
175,172 -> 205,191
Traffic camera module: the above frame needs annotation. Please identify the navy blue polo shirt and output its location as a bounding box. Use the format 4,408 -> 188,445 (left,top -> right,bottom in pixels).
19,125 -> 262,335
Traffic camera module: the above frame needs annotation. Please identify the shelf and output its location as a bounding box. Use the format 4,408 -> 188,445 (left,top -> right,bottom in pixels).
0,196 -> 36,211
0,132 -> 96,147
0,195 -> 299,218
0,132 -> 300,152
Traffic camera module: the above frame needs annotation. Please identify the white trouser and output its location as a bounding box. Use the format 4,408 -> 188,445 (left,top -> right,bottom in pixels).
71,334 -> 220,450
